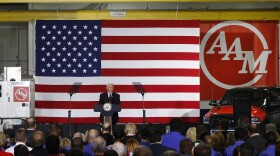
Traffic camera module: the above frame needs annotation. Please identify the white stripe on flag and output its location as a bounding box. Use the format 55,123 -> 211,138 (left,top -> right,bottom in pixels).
35,76 -> 200,85
101,60 -> 200,69
35,92 -> 200,101
35,108 -> 200,117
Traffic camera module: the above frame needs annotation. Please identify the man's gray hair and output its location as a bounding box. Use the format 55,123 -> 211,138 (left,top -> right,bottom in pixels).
265,123 -> 277,133
106,83 -> 114,87
112,142 -> 127,156
92,136 -> 106,153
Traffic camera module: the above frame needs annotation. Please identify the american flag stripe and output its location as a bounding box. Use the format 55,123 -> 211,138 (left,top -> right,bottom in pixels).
35,20 -> 200,124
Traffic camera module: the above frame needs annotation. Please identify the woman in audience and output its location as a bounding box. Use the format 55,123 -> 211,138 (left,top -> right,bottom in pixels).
60,138 -> 71,153
225,132 -> 235,147
0,132 -> 13,156
14,144 -> 30,156
126,138 -> 139,156
212,131 -> 225,154
186,127 -> 196,142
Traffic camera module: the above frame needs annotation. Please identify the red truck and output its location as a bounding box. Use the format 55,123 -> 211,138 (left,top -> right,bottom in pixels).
203,87 -> 280,127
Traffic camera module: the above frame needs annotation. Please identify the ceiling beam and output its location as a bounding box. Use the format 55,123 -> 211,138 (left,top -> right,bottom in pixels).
0,10 -> 279,22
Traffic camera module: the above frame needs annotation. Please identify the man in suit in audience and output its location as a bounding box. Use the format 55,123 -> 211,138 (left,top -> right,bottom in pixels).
193,143 -> 212,156
5,128 -> 32,154
30,131 -> 48,156
26,117 -> 36,147
99,83 -> 120,125
224,127 -> 247,156
259,131 -> 277,156
149,127 -> 174,156
245,124 -> 266,155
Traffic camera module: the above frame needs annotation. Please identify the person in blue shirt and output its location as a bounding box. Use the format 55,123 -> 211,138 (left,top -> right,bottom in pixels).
259,131 -> 277,156
224,127 -> 247,156
139,128 -> 150,147
162,118 -> 185,152
233,142 -> 254,156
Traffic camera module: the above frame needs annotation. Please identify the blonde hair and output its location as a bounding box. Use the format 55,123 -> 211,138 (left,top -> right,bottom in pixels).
0,132 -> 6,146
60,138 -> 71,149
226,132 -> 235,147
125,122 -> 137,135
126,138 -> 139,154
212,131 -> 225,152
186,127 -> 196,142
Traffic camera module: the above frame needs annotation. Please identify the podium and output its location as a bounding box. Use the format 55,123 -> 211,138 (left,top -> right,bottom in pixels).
94,103 -> 121,126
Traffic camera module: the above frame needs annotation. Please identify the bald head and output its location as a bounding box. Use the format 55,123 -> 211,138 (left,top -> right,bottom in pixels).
87,129 -> 99,143
32,131 -> 45,147
26,117 -> 36,129
102,122 -> 111,133
92,136 -> 106,154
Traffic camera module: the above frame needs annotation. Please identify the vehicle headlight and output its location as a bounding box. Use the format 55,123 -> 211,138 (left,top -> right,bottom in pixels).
203,117 -> 210,124
251,117 -> 260,123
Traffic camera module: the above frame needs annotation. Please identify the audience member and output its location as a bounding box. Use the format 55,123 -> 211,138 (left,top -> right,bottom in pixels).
101,122 -> 114,146
112,141 -> 127,156
224,127 -> 247,156
60,138 -> 71,154
25,117 -> 36,147
233,142 -> 254,156
92,136 -> 106,156
196,125 -> 209,141
3,128 -> 16,149
30,131 -> 48,156
162,118 -> 185,152
265,123 -> 277,133
123,122 -> 140,144
186,127 -> 196,142
194,142 -> 212,156
225,132 -> 235,147
45,135 -> 63,156
139,127 -> 150,147
126,138 -> 139,155
14,144 -> 30,156
0,132 -> 13,156
104,149 -> 118,156
259,131 -> 277,156
219,119 -> 229,141
133,146 -> 153,156
203,135 -> 222,156
113,126 -> 125,142
179,138 -> 193,156
48,123 -> 61,138
71,137 -> 83,151
73,132 -> 83,139
149,127 -> 174,156
237,116 -> 250,130
84,129 -> 98,156
211,131 -> 225,154
245,124 -> 266,155
66,149 -> 83,156
5,128 -> 32,154
161,150 -> 179,156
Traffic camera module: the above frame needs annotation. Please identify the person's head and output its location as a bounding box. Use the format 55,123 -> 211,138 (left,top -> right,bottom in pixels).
126,138 -> 139,153
193,142 -> 212,156
248,124 -> 259,135
71,137 -> 84,151
265,123 -> 276,133
203,135 -> 213,147
3,122 -> 13,131
73,132 -> 83,139
66,149 -> 83,156
233,142 -> 254,156
234,127 -> 247,141
161,150 -> 179,156
113,127 -> 125,141
31,131 -> 45,148
4,129 -> 15,146
149,127 -> 162,143
186,127 -> 196,142
139,128 -> 149,141
211,131 -> 225,152
49,123 -> 60,131
133,146 -> 153,156
26,117 -> 36,129
45,135 -> 60,154
87,129 -> 99,143
60,138 -> 71,149
125,122 -> 137,135
104,150 -> 118,156
0,132 -> 6,148
265,131 -> 277,145
92,136 -> 106,155
179,138 -> 193,155
238,116 -> 250,130
169,118 -> 183,132
226,132 -> 235,147
49,128 -> 61,137
102,122 -> 111,133
219,119 -> 229,131
14,144 -> 30,156
112,142 -> 127,156
196,125 -> 209,140
106,83 -> 114,93
15,128 -> 27,143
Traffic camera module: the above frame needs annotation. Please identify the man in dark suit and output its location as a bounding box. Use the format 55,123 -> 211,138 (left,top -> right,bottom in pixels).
246,124 -> 266,155
26,117 -> 36,147
99,83 -> 120,125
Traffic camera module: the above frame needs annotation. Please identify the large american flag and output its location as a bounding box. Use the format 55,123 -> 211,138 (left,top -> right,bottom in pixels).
35,20 -> 200,124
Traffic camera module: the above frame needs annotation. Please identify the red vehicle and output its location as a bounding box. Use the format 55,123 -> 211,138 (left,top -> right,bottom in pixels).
203,87 -> 280,127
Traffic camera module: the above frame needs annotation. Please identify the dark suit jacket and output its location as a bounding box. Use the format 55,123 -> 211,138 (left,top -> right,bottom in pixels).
99,92 -> 120,125
31,146 -> 48,156
246,134 -> 266,154
150,143 -> 175,156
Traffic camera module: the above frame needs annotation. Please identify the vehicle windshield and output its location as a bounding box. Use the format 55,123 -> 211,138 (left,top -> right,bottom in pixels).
219,90 -> 267,107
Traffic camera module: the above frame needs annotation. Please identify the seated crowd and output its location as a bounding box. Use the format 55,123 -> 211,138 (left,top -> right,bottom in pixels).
0,117 -> 279,156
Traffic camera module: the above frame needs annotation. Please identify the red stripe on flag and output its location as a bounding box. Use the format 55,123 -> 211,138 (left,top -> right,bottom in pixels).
102,52 -> 199,60
36,117 -> 200,124
101,69 -> 200,77
102,36 -> 199,44
35,85 -> 200,93
35,101 -> 200,109
102,20 -> 200,28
